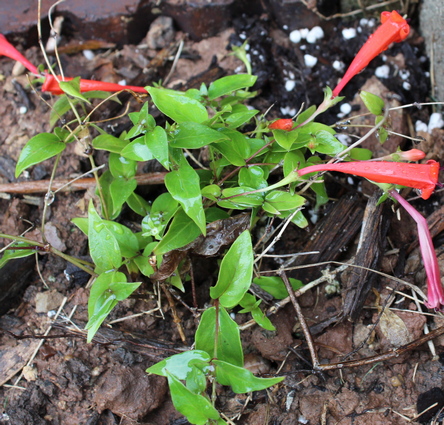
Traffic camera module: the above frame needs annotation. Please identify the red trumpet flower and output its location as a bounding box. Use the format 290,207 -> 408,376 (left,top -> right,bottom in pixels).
41,74 -> 148,95
0,34 -> 38,75
332,11 -> 410,97
269,118 -> 293,131
389,189 -> 444,310
297,160 -> 439,200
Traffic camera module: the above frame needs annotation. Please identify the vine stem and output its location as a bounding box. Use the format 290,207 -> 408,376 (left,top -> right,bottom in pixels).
0,233 -> 95,275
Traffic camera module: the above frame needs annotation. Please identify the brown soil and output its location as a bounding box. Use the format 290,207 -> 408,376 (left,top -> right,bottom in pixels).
1,2 -> 444,425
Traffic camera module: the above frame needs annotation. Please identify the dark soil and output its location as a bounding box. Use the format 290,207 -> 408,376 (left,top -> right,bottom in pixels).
1,2 -> 444,425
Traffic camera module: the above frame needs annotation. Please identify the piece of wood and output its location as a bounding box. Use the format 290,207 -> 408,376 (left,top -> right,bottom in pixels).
342,191 -> 389,321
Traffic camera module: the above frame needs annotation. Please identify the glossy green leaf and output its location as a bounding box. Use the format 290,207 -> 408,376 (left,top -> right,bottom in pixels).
15,133 -> 65,177
253,276 -> 303,299
311,181 -> 329,210
147,350 -> 211,379
109,153 -> 137,179
154,208 -> 202,255
214,360 -> 283,393
312,130 -> 345,155
145,126 -> 170,169
239,293 -> 275,331
87,200 -> 122,272
86,271 -> 141,342
208,74 -> 257,100
201,184 -> 222,201
283,150 -> 305,177
59,77 -> 90,103
217,187 -> 264,210
148,86 -> 208,123
165,156 -> 206,235
360,91 -> 385,115
93,134 -> 127,154
166,372 -> 221,424
0,244 -> 36,268
126,193 -> 151,216
195,307 -> 243,367
121,136 -> 153,161
170,122 -> 229,149
375,115 -> 389,144
101,221 -> 139,258
213,129 -> 251,166
210,231 -> 253,308
349,148 -> 373,160
263,191 -> 305,214
109,177 -> 138,217
238,166 -> 267,190
273,128 -> 299,151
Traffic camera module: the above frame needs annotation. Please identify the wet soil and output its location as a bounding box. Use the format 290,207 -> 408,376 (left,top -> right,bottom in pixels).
1,2 -> 444,425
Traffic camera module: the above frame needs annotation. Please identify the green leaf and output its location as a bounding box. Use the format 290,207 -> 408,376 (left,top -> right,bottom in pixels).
312,130 -> 345,155
59,77 -> 91,103
217,187 -> 264,210
121,136 -> 153,161
147,350 -> 211,379
213,129 -> 251,166
348,148 -> 373,160
165,156 -> 206,235
50,95 -> 78,127
86,271 -> 141,342
263,191 -> 305,214
101,221 -> 139,258
238,166 -> 267,190
154,208 -> 202,255
170,122 -> 229,148
145,126 -> 170,169
87,200 -> 122,272
375,115 -> 389,143
195,307 -> 243,367
15,133 -> 65,177
253,276 -> 303,299
166,372 -> 221,424
148,86 -> 208,123
0,244 -> 37,268
208,74 -> 257,100
360,91 -> 385,115
210,231 -> 253,308
126,193 -> 151,216
93,134 -> 128,154
214,360 -> 283,393
239,293 -> 275,331
109,153 -> 137,179
283,150 -> 306,177
109,178 -> 138,217
225,109 -> 258,129
273,128 -> 299,151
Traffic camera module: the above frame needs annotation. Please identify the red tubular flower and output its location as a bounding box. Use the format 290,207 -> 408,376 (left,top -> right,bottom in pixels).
374,149 -> 426,162
297,160 -> 439,200
41,74 -> 148,95
332,11 -> 410,97
389,190 -> 443,310
269,119 -> 293,131
0,34 -> 38,75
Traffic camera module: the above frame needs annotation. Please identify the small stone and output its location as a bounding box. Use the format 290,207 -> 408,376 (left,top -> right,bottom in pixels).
375,64 -> 390,78
304,54 -> 317,68
306,26 -> 324,43
428,112 -> 444,132
146,16 -> 175,50
35,290 -> 65,313
285,80 -> 296,91
342,28 -> 357,39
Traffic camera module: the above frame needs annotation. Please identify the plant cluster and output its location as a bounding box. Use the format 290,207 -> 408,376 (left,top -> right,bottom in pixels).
0,9 -> 442,425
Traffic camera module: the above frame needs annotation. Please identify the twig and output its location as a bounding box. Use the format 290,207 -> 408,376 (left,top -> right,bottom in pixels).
279,270 -> 320,369
0,172 -> 167,194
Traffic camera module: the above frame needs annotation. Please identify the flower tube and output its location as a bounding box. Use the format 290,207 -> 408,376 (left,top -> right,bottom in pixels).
41,74 -> 148,95
389,189 -> 443,310
297,160 -> 439,200
0,34 -> 38,75
332,11 -> 410,97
